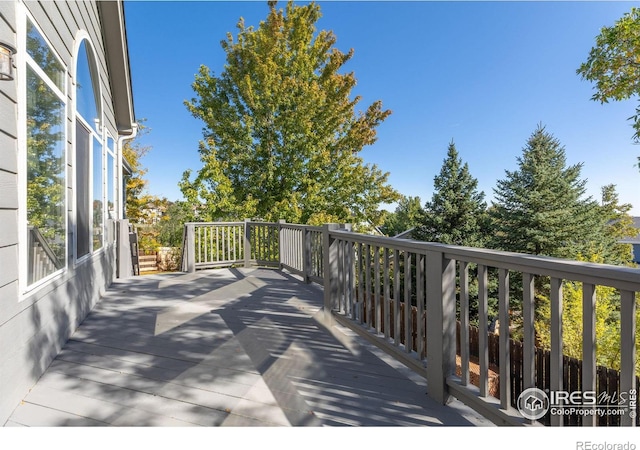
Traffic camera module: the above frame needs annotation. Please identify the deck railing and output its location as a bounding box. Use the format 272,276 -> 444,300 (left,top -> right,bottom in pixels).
181,220 -> 640,426
181,221 -> 329,281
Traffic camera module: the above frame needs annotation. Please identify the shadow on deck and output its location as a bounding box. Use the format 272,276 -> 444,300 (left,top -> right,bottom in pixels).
6,268 -> 492,427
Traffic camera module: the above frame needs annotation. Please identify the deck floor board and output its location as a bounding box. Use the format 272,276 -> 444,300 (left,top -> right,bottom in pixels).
5,268 -> 492,427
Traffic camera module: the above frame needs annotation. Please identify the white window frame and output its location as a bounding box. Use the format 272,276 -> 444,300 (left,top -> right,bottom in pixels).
18,6 -> 69,296
105,133 -> 117,245
72,32 -> 105,264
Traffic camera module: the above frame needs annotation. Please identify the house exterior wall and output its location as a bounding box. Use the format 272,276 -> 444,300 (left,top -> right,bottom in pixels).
0,0 -> 133,425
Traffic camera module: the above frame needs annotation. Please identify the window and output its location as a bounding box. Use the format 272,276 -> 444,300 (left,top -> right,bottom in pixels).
25,18 -> 66,286
93,139 -> 103,250
106,137 -> 116,243
76,40 -> 100,132
75,38 -> 103,258
76,122 -> 91,258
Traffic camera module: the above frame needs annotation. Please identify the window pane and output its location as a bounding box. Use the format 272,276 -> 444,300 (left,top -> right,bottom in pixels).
93,139 -> 103,250
76,121 -> 90,258
27,66 -> 66,285
107,153 -> 115,219
107,153 -> 115,243
76,40 -> 100,132
27,18 -> 64,91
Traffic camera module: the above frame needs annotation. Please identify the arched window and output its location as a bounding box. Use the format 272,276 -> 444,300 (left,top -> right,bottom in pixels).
74,37 -> 104,259
76,40 -> 101,132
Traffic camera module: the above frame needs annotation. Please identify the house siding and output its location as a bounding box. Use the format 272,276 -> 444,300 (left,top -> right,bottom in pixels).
0,0 -> 131,424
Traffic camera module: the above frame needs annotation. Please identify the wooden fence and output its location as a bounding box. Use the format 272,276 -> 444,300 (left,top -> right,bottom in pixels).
461,323 -> 640,426
358,292 -> 638,426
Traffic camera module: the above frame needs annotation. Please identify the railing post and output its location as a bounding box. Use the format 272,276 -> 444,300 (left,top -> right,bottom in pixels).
186,223 -> 196,273
550,277 -> 563,427
243,219 -> 252,268
278,219 -> 286,269
582,283 -> 597,427
620,290 -> 637,427
323,223 -> 340,325
425,249 -> 456,404
303,227 -> 311,283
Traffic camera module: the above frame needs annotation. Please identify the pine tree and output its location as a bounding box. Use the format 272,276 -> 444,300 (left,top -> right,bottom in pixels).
414,141 -> 488,247
598,184 -> 636,265
490,125 -> 601,259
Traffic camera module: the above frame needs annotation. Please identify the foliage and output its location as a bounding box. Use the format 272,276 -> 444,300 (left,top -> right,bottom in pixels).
158,201 -> 196,248
122,121 -> 155,224
181,1 -> 399,225
577,7 -> 640,168
380,195 -> 423,237
490,125 -> 602,260
413,141 -> 488,247
535,254 -> 640,375
597,184 -> 636,266
136,224 -> 160,253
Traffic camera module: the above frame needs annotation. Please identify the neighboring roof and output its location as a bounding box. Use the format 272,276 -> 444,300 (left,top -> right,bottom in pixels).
620,216 -> 640,244
393,227 -> 415,239
97,0 -> 136,136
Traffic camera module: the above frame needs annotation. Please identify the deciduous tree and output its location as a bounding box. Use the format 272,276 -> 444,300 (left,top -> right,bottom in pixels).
577,7 -> 640,169
181,1 -> 399,225
381,195 -> 423,237
122,122 -> 155,224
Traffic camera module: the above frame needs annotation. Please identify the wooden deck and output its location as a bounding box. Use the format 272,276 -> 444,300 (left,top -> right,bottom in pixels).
5,268 -> 492,427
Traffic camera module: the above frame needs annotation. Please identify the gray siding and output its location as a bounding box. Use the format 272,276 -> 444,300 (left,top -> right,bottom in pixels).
0,0 -> 127,425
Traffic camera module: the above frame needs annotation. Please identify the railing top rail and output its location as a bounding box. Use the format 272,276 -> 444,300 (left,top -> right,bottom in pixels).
280,223 -> 324,232
246,221 -> 280,227
186,221 -> 326,232
185,221 -> 245,226
329,229 -> 640,292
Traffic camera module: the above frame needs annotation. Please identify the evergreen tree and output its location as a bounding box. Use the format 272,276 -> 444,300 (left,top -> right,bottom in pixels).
490,125 -> 601,259
414,141 -> 488,247
597,184 -> 636,265
181,1 -> 399,225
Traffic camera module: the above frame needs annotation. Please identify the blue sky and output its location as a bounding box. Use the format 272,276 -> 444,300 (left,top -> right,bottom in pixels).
124,0 -> 640,216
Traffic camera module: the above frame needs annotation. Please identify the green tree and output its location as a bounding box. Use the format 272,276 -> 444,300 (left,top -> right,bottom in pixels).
381,195 -> 423,237
122,122 -> 155,224
490,125 -> 601,260
414,141 -> 488,247
535,253 -> 640,375
597,184 -> 636,266
181,1 -> 399,225
158,201 -> 196,248
577,7 -> 640,169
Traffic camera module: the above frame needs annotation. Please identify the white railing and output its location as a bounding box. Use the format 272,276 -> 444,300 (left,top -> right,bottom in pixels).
182,220 -> 640,426
181,220 -> 327,281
